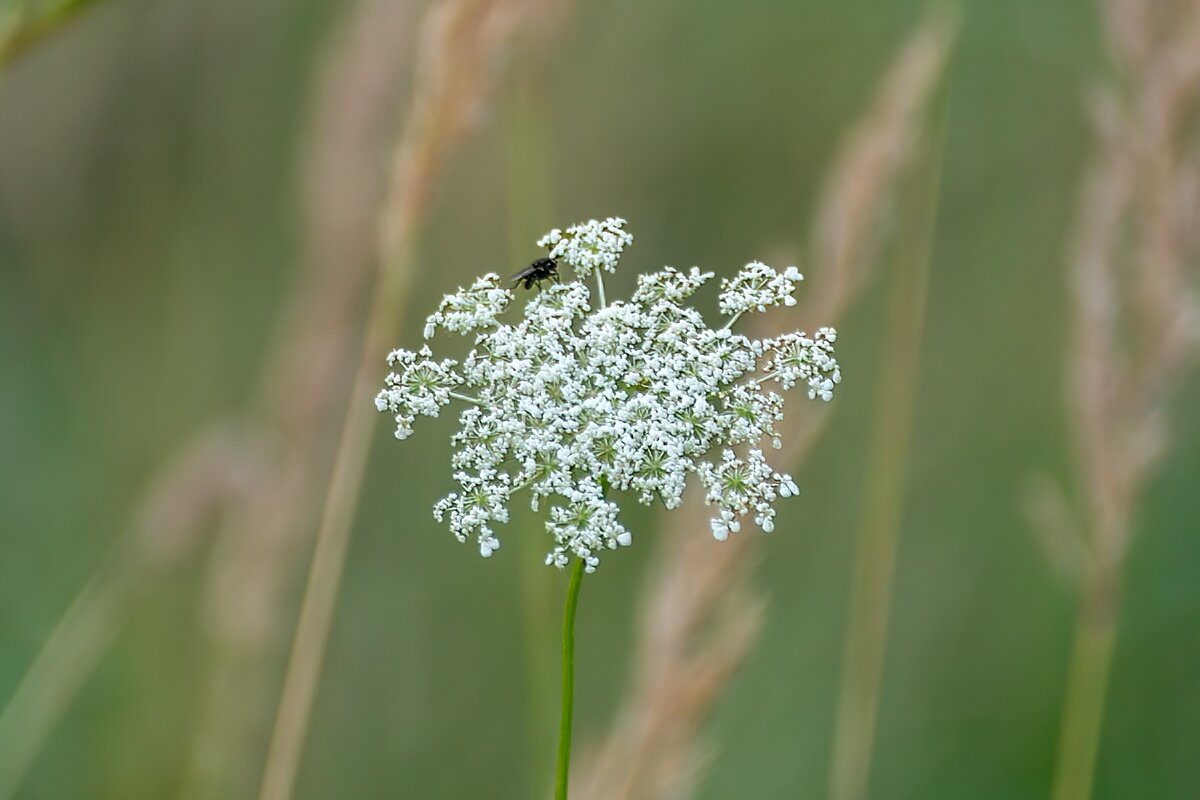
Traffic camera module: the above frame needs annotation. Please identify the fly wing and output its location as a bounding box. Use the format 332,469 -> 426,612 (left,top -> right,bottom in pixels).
509,263 -> 538,284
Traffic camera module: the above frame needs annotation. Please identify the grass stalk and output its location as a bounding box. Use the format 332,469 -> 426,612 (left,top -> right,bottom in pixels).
0,430 -> 247,800
0,0 -> 107,68
1050,566 -> 1119,800
505,64 -> 559,797
572,14 -> 957,799
0,570 -> 128,800
257,240 -> 415,800
183,5 -> 418,796
1039,4 -> 1200,798
827,71 -> 949,800
257,2 -> 545,796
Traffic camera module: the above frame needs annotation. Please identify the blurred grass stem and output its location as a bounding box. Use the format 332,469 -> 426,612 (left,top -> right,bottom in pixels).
1051,567 -> 1119,800
0,0 -> 107,68
572,14 -> 957,798
827,74 -> 948,800
0,569 -> 129,799
257,243 -> 414,800
1041,1 -> 1200,796
505,65 -> 559,796
258,2 -> 545,796
180,2 -> 419,795
555,559 -> 585,800
0,431 -> 249,800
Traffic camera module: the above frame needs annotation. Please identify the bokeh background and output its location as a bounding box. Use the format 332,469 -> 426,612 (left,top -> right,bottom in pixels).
1,0 -> 1198,798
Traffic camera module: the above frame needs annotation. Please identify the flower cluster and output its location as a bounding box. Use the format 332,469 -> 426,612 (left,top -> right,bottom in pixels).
536,216 -> 633,278
718,261 -> 804,317
376,218 -> 841,572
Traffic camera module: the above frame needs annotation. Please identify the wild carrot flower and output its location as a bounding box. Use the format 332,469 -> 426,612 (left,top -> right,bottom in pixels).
375,218 -> 840,572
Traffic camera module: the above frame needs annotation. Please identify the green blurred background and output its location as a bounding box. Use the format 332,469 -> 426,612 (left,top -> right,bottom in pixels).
1,0 -> 1198,798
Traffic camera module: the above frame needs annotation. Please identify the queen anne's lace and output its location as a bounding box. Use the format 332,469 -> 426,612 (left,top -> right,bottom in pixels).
536,217 -> 633,279
376,218 -> 841,573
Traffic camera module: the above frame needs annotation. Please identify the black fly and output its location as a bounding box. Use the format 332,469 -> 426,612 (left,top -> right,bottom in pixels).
510,256 -> 559,290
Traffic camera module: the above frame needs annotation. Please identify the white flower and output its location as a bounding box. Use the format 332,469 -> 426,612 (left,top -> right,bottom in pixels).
718,261 -> 804,318
762,326 -> 841,401
376,346 -> 462,439
377,218 -> 841,572
423,274 -> 511,338
537,217 -> 634,279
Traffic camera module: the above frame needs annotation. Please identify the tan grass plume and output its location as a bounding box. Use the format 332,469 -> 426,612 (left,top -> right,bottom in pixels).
258,1 -> 567,798
1030,2 -> 1200,798
184,2 -> 419,796
572,12 -> 957,799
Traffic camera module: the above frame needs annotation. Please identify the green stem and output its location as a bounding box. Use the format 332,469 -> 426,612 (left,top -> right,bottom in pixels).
1050,566 -> 1119,800
555,559 -> 585,800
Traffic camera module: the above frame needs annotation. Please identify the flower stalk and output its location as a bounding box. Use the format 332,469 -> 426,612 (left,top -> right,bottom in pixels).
555,559 -> 585,800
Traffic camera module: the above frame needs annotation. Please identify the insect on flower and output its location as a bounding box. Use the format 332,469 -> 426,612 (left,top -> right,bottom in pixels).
510,256 -> 559,290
